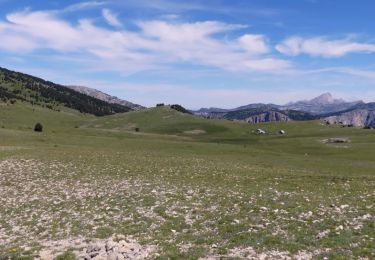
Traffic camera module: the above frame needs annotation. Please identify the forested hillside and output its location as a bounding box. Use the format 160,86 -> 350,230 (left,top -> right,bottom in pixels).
0,67 -> 131,116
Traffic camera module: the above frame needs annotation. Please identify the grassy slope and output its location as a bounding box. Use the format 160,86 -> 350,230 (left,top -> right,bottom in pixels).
86,106 -> 232,135
0,104 -> 374,259
87,106 -> 375,174
0,101 -> 92,131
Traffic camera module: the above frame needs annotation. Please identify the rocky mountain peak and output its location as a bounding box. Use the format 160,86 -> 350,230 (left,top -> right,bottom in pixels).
68,86 -> 144,110
311,93 -> 335,104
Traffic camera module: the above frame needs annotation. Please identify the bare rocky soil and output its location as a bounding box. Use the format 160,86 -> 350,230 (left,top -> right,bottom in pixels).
38,236 -> 156,260
0,157 -> 374,259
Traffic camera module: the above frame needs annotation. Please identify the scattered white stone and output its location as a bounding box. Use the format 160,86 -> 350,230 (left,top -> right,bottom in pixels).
335,225 -> 344,231
233,219 -> 240,224
316,230 -> 330,240
361,213 -> 372,220
35,236 -> 156,260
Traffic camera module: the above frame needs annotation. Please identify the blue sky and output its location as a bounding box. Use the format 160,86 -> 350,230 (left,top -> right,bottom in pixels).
0,0 -> 375,108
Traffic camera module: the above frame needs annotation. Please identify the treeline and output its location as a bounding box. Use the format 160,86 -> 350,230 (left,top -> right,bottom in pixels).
0,67 -> 131,116
156,103 -> 191,114
170,104 -> 192,114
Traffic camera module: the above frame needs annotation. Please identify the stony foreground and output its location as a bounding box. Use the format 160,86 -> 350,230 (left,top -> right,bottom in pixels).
35,236 -> 314,259
37,236 -> 156,260
0,155 -> 374,259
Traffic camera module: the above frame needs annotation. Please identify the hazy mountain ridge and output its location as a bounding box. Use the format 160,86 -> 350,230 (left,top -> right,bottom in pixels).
194,93 -> 364,124
281,93 -> 363,115
227,107 -> 317,123
68,86 -> 144,110
195,103 -> 280,114
196,105 -> 317,124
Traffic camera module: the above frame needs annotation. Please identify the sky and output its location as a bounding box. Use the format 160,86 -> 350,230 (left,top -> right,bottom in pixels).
0,0 -> 375,109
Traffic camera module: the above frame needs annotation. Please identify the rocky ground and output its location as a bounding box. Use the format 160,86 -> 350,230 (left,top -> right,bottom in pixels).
0,154 -> 374,259
38,236 -> 156,260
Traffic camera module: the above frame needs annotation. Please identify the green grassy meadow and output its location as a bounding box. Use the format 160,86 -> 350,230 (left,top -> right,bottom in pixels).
0,104 -> 374,259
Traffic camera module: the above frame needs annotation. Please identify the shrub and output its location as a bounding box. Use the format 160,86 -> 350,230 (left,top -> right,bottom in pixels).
34,123 -> 43,132
135,127 -> 140,132
156,103 -> 165,107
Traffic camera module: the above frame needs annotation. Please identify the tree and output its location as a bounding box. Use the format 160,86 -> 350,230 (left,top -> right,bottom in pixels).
34,123 -> 43,132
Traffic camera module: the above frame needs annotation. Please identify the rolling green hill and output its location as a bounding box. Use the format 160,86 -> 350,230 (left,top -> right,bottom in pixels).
0,78 -> 374,259
86,106 -> 231,135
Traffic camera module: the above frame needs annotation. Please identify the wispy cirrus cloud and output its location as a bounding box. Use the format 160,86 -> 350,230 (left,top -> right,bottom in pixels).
310,67 -> 375,80
63,1 -> 107,12
109,0 -> 279,17
0,9 -> 290,73
102,8 -> 122,27
276,36 -> 375,57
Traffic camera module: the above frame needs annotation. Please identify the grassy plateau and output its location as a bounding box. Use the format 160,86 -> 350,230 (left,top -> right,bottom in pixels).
0,103 -> 374,259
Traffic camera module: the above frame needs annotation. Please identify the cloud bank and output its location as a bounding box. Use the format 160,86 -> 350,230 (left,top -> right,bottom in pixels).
0,10 -> 290,73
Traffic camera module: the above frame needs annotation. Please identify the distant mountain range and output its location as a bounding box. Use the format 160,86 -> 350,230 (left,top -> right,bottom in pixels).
193,93 -> 366,124
280,93 -> 363,115
1,66 -> 374,127
68,86 -> 144,110
195,93 -> 362,115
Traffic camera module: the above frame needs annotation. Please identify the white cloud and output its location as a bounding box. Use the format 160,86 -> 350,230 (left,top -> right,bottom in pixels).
238,34 -> 269,54
102,9 -> 122,27
276,36 -> 375,57
137,20 -> 245,42
0,10 -> 290,73
135,20 -> 289,71
0,11 -> 78,52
